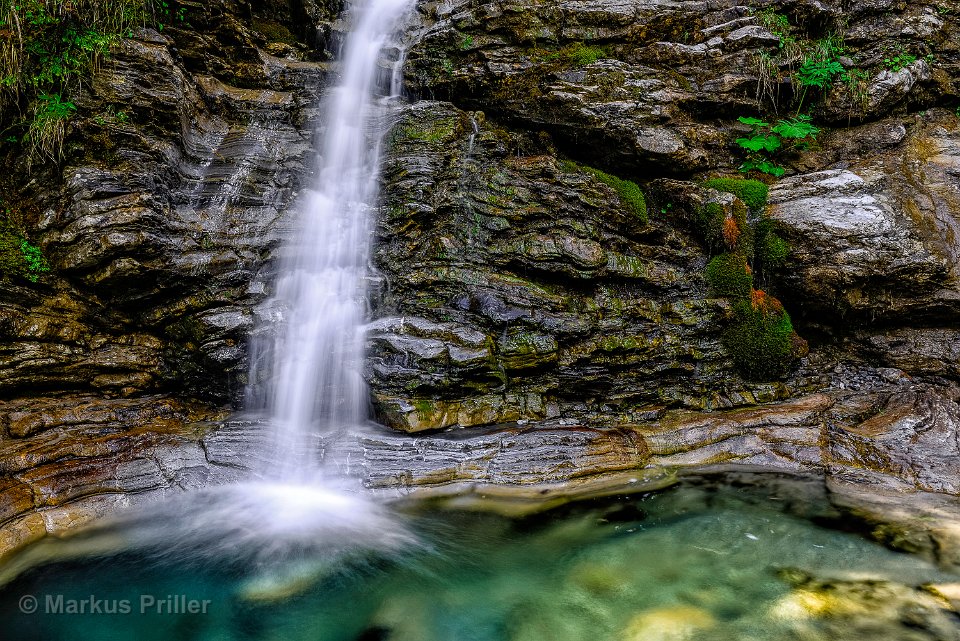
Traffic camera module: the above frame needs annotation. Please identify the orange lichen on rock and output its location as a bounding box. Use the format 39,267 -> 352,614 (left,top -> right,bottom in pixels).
723,215 -> 741,248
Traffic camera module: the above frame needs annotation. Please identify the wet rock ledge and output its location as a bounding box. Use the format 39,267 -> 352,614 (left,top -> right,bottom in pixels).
3,373 -> 960,570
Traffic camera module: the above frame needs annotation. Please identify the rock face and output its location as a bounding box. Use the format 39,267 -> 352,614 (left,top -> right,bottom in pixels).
370,99 -> 762,431
2,0 -> 960,564
0,2 -> 334,405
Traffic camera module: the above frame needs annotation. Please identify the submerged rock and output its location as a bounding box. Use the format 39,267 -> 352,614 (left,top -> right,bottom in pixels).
621,605 -> 716,641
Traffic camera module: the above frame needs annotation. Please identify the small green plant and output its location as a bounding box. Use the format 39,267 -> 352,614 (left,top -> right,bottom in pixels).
155,1 -> 187,30
459,34 -> 474,50
794,56 -> 845,113
841,68 -> 871,115
884,48 -> 917,72
754,8 -> 799,58
0,218 -> 49,282
20,240 -> 50,281
734,115 -> 820,177
702,178 -> 769,211
568,44 -> 605,66
28,92 -> 77,160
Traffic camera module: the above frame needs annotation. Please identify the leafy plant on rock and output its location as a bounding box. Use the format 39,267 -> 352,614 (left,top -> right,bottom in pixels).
0,217 -> 49,282
883,44 -> 917,72
735,115 -> 820,177
794,56 -> 845,113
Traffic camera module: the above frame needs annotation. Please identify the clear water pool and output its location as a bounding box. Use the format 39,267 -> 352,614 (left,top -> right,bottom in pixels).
1,479 -> 957,641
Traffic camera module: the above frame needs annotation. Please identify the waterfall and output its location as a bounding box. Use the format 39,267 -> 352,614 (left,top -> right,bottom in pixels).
248,0 -> 414,480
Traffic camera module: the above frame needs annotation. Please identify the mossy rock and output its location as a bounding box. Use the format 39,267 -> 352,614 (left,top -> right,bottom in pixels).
705,253 -> 752,299
694,201 -> 725,247
0,220 -> 48,282
703,177 -> 769,211
391,118 -> 459,144
755,223 -> 790,270
723,299 -> 795,381
760,232 -> 789,267
565,161 -> 647,223
251,18 -> 299,46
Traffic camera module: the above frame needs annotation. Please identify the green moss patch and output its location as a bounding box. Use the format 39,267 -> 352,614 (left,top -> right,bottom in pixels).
723,299 -> 796,380
695,202 -> 725,245
703,178 -> 769,211
391,118 -> 459,144
705,253 -> 752,299
757,231 -> 790,269
550,43 -> 607,67
0,220 -> 48,282
566,162 -> 647,223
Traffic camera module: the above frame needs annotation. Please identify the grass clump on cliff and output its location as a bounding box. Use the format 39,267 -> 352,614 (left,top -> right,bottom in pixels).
703,177 -> 769,211
0,0 -> 172,161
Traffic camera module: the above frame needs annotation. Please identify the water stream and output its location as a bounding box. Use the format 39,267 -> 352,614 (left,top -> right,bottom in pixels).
247,0 -> 414,481
0,0 -> 422,596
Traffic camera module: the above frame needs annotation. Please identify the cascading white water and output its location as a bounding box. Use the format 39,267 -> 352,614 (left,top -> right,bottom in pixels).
249,0 -> 414,481
0,2 -> 422,592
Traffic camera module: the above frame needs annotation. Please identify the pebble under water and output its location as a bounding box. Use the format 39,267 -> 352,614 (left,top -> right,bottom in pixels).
1,480 -> 958,641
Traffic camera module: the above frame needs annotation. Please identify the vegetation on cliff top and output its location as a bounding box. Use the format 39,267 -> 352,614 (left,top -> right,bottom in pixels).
0,0 -> 179,162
